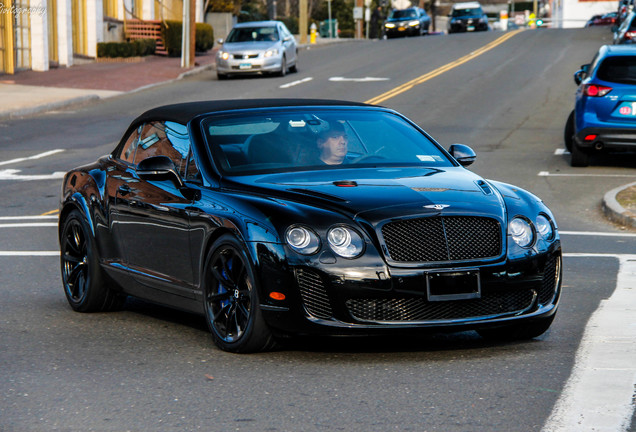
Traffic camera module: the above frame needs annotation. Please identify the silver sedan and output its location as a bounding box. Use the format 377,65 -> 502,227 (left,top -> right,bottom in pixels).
216,21 -> 298,79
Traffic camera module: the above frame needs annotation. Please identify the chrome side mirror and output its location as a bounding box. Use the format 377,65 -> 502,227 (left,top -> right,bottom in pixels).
449,144 -> 476,167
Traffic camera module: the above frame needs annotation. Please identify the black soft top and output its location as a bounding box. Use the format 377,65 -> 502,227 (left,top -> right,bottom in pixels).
132,99 -> 373,126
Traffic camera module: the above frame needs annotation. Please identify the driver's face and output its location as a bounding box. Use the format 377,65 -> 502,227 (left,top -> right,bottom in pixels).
321,133 -> 348,158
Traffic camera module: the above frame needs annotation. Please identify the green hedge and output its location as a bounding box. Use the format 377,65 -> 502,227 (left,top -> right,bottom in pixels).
97,39 -> 156,58
161,21 -> 214,57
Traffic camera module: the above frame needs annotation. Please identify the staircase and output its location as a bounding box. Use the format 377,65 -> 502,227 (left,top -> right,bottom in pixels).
125,19 -> 167,56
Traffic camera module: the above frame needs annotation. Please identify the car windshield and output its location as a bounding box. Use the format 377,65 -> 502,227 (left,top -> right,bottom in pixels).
390,9 -> 417,19
202,109 -> 453,175
452,7 -> 482,17
597,56 -> 636,84
226,26 -> 279,42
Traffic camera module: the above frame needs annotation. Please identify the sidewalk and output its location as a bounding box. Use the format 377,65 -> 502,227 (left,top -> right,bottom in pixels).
0,49 -> 217,120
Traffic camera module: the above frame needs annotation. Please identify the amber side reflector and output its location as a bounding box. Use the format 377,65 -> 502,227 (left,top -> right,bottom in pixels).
269,292 -> 286,301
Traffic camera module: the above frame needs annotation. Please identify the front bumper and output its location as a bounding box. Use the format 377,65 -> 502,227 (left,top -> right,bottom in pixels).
448,20 -> 488,33
216,55 -> 283,75
385,24 -> 421,37
257,245 -> 562,336
575,126 -> 636,151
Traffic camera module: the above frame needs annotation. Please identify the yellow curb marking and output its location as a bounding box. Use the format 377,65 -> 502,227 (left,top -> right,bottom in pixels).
365,30 -> 523,106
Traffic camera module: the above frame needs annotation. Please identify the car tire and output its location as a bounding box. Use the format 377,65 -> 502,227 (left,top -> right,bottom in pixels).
279,56 -> 287,77
289,56 -> 298,73
564,110 -> 574,152
477,314 -> 555,341
571,143 -> 590,167
60,209 -> 125,312
202,234 -> 277,353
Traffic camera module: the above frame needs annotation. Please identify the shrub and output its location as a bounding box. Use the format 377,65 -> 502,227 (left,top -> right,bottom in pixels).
161,20 -> 214,57
97,39 -> 157,58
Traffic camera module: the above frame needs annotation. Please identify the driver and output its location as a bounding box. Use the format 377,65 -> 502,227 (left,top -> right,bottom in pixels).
317,121 -> 348,165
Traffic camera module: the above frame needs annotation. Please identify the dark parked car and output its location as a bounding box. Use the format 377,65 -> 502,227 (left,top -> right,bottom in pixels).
60,99 -> 562,353
586,11 -> 618,27
447,1 -> 489,33
564,45 -> 636,166
613,10 -> 636,44
384,7 -> 431,38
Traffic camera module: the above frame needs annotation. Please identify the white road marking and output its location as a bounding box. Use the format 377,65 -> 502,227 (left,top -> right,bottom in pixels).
538,171 -> 636,178
0,251 -> 59,256
544,253 -> 636,432
0,223 -> 58,228
554,148 -> 570,155
329,76 -> 390,82
0,149 -> 65,167
279,77 -> 313,89
0,169 -> 66,181
560,230 -> 636,238
0,215 -> 58,220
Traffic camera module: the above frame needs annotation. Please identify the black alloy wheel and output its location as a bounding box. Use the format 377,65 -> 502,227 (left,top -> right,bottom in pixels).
203,235 -> 275,353
60,210 -> 124,312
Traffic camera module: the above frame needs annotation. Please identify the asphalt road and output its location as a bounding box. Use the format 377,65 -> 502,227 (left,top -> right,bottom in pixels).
1,27 -> 635,431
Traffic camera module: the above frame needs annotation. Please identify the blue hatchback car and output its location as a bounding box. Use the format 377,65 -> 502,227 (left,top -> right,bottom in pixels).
565,45 -> 636,166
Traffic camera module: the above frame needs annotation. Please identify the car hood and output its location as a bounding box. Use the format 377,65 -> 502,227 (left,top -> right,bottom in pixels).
386,17 -> 417,23
224,167 -> 506,225
452,13 -> 483,20
221,41 -> 279,53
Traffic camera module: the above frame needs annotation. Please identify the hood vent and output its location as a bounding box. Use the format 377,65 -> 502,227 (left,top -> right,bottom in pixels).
475,180 -> 493,195
287,188 -> 348,203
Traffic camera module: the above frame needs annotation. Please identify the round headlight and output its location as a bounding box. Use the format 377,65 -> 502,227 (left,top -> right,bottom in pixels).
286,226 -> 320,255
536,215 -> 554,240
220,51 -> 229,60
327,226 -> 364,258
509,217 -> 534,248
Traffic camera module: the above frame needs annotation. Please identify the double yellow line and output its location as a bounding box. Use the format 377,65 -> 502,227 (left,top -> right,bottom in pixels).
365,29 -> 523,106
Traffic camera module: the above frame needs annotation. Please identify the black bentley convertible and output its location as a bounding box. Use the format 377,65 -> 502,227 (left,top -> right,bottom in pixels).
59,99 -> 562,352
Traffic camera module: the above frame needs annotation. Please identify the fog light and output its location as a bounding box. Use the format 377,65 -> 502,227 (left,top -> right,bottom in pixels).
269,292 -> 286,301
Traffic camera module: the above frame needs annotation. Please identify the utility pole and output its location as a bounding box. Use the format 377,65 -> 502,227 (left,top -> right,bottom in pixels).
299,0 -> 308,44
181,0 -> 196,68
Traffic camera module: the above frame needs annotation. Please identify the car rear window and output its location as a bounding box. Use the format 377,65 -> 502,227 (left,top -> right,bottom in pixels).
597,56 -> 636,84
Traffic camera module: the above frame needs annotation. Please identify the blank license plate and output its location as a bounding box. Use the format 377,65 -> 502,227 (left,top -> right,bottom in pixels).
426,269 -> 481,301
239,63 -> 252,70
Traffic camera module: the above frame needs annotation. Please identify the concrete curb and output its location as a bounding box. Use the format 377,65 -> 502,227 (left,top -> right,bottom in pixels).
0,94 -> 100,121
602,181 -> 636,229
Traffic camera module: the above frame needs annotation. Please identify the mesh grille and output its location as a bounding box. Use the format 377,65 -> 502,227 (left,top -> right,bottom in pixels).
296,269 -> 333,319
346,290 -> 535,322
538,254 -> 560,305
381,216 -> 502,263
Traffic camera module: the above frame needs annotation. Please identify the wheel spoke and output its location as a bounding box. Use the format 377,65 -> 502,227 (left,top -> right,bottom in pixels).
224,303 -> 237,338
67,263 -> 86,298
208,290 -> 231,302
235,302 -> 250,325
210,265 -> 234,291
213,302 -> 232,328
62,253 -> 82,264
